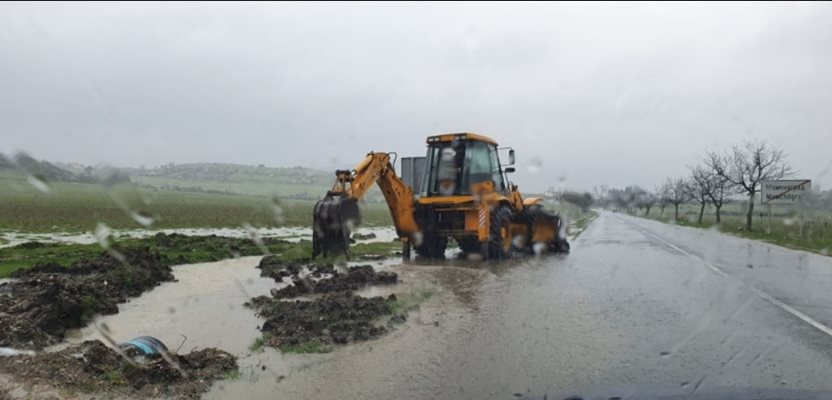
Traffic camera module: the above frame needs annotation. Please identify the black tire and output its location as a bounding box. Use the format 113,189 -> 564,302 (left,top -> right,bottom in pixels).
414,233 -> 447,259
486,205 -> 514,259
459,236 -> 481,255
547,237 -> 570,253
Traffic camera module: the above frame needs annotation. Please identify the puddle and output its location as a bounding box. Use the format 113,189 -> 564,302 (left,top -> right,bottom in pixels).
0,226 -> 398,248
59,254 -> 408,356
63,256 -> 281,356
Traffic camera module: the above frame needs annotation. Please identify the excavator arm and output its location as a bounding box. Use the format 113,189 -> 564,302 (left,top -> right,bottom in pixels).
312,152 -> 419,258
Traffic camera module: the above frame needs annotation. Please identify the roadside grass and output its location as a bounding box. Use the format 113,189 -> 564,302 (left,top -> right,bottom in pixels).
221,369 -> 242,380
570,210 -> 599,238
350,241 -> 401,257
299,241 -> 402,266
0,235 -> 318,278
248,336 -> 265,352
0,242 -> 103,278
131,176 -> 329,198
0,233 -> 403,278
103,370 -> 127,386
631,205 -> 832,256
0,173 -> 392,233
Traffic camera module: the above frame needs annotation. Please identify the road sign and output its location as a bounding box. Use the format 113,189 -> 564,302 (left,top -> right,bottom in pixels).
761,179 -> 812,205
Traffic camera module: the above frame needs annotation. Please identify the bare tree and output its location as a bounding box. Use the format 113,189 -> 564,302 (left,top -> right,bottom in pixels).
702,152 -> 734,223
637,191 -> 657,216
709,140 -> 793,230
655,186 -> 669,217
687,166 -> 711,224
561,191 -> 593,213
662,178 -> 690,221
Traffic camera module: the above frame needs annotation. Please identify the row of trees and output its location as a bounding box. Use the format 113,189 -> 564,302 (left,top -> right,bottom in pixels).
604,140 -> 794,231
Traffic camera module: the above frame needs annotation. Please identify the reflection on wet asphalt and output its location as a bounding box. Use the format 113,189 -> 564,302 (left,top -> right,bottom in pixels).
64,213 -> 832,399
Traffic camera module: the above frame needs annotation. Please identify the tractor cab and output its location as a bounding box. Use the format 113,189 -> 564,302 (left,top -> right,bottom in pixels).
417,133 -> 514,198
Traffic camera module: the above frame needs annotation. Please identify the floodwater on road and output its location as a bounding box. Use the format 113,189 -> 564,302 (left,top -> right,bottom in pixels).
30,211 -> 832,399
208,212 -> 832,400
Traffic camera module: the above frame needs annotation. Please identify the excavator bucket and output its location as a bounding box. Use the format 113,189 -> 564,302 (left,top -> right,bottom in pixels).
526,207 -> 570,253
312,194 -> 361,259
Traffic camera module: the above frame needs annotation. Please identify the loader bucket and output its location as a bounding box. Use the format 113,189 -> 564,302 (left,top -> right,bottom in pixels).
528,208 -> 570,254
312,194 -> 360,259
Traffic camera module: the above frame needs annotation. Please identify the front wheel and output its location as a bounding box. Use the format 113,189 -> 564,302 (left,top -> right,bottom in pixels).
486,205 -> 514,260
552,239 -> 570,253
414,233 -> 447,259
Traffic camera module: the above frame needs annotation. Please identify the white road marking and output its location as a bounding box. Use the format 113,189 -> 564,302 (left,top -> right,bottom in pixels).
618,214 -> 832,339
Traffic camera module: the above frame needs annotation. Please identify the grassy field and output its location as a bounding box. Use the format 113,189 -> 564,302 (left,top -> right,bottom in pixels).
0,171 -> 392,233
0,234 -> 401,278
131,176 -> 329,198
570,210 -> 599,238
634,202 -> 832,255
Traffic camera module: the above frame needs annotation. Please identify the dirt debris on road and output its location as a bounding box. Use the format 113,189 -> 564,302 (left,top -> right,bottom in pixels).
268,264 -> 398,299
248,257 -> 408,351
0,248 -> 174,350
0,340 -> 237,399
256,255 -> 307,280
250,291 -> 398,349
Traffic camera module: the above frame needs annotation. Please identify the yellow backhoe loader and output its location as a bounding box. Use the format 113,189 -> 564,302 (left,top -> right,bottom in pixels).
312,133 -> 569,260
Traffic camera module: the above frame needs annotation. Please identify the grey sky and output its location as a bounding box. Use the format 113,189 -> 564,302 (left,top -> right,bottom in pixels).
1,2 -> 831,192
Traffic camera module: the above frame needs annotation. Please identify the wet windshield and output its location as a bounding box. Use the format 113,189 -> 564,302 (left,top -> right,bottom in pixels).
1,2 -> 832,400
462,141 -> 495,189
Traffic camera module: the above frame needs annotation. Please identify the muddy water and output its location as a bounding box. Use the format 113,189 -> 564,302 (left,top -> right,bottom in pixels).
0,226 -> 398,248
65,256 -> 281,356
202,253 -> 618,400
58,253 -> 421,357
59,247 -> 606,400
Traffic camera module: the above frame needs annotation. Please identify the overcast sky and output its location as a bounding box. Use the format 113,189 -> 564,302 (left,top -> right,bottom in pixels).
1,2 -> 831,192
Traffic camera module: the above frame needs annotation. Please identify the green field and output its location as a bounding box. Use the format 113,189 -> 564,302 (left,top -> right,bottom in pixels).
0,234 -> 401,278
636,202 -> 832,255
0,171 -> 392,233
131,176 -> 329,198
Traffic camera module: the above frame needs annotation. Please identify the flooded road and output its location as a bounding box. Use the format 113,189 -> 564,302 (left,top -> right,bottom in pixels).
209,212 -> 832,399
46,212 -> 832,399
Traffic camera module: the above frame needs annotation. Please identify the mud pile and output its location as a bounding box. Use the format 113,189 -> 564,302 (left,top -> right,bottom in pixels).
271,265 -> 397,298
249,258 -> 403,349
0,340 -> 237,399
0,248 -> 174,349
151,233 -> 290,264
256,255 -> 308,280
253,292 -> 396,346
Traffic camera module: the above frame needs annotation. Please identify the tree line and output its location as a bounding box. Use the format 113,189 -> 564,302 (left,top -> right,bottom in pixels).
602,140 -> 798,231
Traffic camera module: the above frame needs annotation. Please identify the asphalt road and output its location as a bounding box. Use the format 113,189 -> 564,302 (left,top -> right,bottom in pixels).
209,211 -> 832,400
